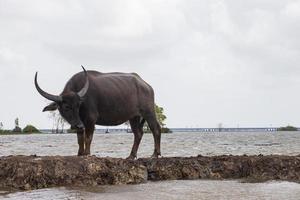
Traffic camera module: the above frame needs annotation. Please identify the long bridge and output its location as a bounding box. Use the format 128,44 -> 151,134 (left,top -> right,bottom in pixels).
95,127 -> 284,133
168,127 -> 279,132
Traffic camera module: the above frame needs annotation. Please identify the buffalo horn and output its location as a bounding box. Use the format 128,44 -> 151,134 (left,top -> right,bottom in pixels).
77,65 -> 89,98
34,72 -> 62,102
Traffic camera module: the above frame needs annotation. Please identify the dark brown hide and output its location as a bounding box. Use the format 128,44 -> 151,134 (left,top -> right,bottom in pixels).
35,69 -> 161,159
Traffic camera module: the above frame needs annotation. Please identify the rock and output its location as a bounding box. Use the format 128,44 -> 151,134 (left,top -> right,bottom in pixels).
138,155 -> 300,182
0,156 -> 147,190
0,155 -> 300,190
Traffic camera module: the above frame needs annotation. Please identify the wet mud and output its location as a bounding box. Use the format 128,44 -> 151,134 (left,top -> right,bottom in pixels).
1,155 -> 300,190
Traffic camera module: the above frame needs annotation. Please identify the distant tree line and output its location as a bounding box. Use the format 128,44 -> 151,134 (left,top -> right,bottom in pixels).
278,125 -> 298,131
0,117 -> 40,134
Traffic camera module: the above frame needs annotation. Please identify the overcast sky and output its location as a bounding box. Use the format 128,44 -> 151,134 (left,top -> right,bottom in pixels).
0,0 -> 300,129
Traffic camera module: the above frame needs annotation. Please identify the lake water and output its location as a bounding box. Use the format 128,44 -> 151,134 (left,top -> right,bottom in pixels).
1,131 -> 300,199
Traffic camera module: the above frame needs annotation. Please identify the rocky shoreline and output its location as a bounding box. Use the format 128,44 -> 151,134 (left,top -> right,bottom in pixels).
1,155 -> 300,190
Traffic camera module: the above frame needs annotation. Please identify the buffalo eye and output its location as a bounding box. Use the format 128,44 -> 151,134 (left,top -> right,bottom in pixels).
63,104 -> 72,110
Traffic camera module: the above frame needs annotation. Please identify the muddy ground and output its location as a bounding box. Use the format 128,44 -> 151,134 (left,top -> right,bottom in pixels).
1,155 -> 300,190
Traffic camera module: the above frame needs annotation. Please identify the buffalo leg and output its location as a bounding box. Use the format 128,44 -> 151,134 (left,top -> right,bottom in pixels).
77,129 -> 85,156
127,116 -> 144,160
146,116 -> 161,158
84,125 -> 95,155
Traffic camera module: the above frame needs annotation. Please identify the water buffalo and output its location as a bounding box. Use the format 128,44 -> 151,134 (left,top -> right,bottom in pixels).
34,66 -> 161,159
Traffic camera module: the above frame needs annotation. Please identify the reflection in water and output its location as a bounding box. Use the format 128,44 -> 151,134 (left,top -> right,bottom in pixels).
1,180 -> 300,200
1,131 -> 300,199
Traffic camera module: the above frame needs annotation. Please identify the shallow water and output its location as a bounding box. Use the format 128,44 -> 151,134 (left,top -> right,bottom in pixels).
1,131 -> 300,199
1,180 -> 300,200
1,131 -> 300,157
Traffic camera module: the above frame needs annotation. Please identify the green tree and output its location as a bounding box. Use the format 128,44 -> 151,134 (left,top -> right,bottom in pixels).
278,125 -> 298,131
48,111 -> 66,133
23,125 -> 40,133
155,104 -> 166,128
144,104 -> 171,133
12,117 -> 22,133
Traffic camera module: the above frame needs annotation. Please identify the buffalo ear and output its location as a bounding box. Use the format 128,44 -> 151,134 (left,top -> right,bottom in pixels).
42,102 -> 58,112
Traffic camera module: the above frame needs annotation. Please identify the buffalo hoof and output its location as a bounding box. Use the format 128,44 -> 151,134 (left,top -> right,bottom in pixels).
126,155 -> 137,160
77,152 -> 90,156
151,152 -> 161,159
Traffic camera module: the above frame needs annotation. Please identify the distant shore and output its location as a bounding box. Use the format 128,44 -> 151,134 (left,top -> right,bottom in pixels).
1,125 -> 299,135
0,128 -> 299,135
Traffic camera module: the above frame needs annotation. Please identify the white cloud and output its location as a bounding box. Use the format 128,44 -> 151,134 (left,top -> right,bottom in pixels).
210,0 -> 235,35
283,0 -> 300,18
0,0 -> 299,129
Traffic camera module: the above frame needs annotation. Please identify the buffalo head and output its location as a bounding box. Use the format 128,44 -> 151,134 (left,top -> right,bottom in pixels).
35,66 -> 89,130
